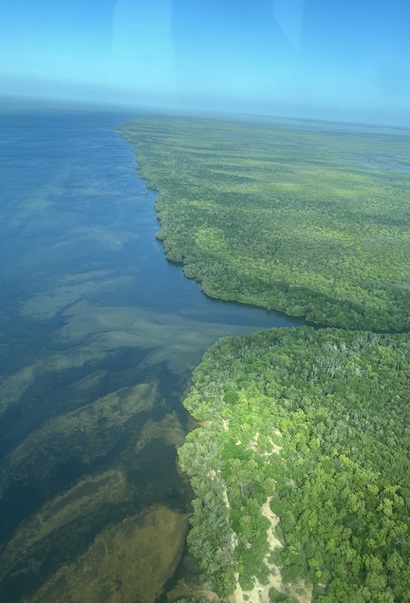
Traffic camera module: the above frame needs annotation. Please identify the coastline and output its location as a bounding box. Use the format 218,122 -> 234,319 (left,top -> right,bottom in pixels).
118,116 -> 410,602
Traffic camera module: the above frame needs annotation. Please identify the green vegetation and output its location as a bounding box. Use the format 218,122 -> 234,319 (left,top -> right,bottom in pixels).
269,587 -> 298,603
119,117 -> 410,331
178,328 -> 410,601
119,116 -> 410,601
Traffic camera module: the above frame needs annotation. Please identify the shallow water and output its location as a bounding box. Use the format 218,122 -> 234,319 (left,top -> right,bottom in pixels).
0,104 -> 302,602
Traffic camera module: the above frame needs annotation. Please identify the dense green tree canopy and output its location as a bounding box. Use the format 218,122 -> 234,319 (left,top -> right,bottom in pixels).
120,117 -> 410,331
179,328 -> 410,601
119,116 -> 410,602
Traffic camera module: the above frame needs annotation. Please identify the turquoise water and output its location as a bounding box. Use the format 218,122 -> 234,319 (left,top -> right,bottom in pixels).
0,104 -> 302,602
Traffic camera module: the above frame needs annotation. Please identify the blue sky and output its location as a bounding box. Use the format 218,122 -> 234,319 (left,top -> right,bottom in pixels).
1,0 -> 409,124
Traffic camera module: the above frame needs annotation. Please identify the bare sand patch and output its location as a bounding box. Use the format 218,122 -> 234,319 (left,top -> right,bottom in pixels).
228,496 -> 311,603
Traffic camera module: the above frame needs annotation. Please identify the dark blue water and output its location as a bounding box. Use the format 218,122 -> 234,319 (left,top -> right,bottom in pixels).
0,104 -> 302,602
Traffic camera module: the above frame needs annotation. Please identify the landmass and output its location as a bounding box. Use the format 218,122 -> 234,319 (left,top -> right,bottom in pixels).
179,328 -> 409,602
119,116 -> 410,332
120,116 -> 410,603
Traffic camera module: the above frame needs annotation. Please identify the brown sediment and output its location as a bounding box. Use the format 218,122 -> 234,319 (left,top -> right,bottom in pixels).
1,382 -> 156,494
0,469 -> 133,582
22,505 -> 190,603
167,578 -> 220,602
135,411 -> 186,453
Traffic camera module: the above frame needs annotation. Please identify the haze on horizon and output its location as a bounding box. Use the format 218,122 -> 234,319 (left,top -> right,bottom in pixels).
1,0 -> 409,126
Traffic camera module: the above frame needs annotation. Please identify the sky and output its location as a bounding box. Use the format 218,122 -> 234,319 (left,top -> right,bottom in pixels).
1,0 -> 410,125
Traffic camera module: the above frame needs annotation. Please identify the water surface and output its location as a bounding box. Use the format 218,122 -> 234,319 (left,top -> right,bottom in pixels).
0,105 -> 302,602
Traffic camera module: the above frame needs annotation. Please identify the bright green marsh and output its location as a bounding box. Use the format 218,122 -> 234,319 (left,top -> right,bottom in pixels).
120,117 -> 410,331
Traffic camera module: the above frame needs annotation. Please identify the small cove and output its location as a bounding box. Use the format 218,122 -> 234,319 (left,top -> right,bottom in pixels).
0,104 -> 304,602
